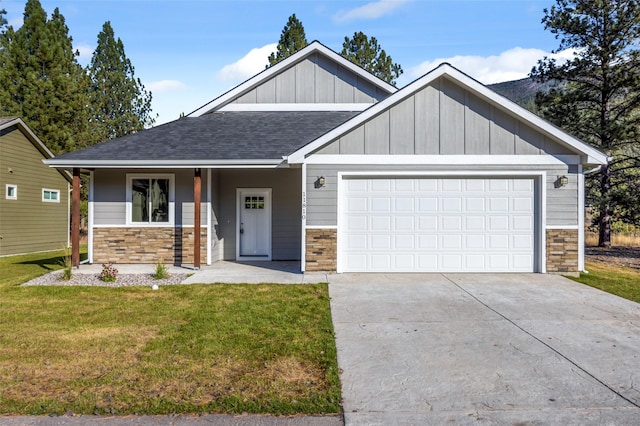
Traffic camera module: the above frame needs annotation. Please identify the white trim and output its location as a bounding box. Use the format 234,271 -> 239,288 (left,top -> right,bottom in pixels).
45,159 -> 284,168
42,188 -> 61,203
336,171 -> 547,273
67,183 -> 71,249
303,154 -> 581,166
92,224 -> 210,229
206,168 -> 212,265
306,225 -> 338,229
125,173 -> 175,227
546,225 -> 580,230
5,184 -> 17,200
236,188 -> 272,261
219,103 -> 373,112
188,41 -> 397,117
288,63 -> 608,165
88,171 -> 94,264
578,164 -> 585,271
301,163 -> 307,272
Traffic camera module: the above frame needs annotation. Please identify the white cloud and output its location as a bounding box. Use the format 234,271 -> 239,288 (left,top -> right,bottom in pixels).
74,43 -> 94,61
146,80 -> 188,93
217,43 -> 277,83
333,0 -> 411,23
409,47 -> 576,84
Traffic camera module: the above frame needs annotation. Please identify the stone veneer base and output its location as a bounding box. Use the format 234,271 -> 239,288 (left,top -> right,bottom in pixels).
93,227 -> 207,265
305,228 -> 337,272
546,228 -> 579,273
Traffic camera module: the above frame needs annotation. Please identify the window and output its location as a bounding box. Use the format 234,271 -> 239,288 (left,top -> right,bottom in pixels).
244,196 -> 265,209
42,188 -> 60,202
127,174 -> 174,225
6,184 -> 17,200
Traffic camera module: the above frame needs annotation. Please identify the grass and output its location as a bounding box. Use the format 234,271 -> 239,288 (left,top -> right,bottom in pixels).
0,250 -> 340,416
585,232 -> 640,246
568,261 -> 640,304
0,247 -> 87,287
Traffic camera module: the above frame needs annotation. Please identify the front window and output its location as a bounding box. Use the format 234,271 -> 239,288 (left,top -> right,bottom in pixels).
127,174 -> 174,225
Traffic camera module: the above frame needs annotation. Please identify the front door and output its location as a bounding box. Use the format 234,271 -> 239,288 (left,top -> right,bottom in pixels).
237,188 -> 271,260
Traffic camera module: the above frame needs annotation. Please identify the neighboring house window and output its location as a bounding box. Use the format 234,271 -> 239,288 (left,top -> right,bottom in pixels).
42,188 -> 60,202
126,174 -> 174,225
6,184 -> 17,200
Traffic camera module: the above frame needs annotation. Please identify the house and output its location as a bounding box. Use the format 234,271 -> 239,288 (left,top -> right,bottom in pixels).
45,41 -> 607,273
0,117 -> 71,256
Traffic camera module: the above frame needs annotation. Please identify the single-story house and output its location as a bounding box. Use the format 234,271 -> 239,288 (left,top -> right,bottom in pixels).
1,117 -> 71,256
46,41 -> 607,273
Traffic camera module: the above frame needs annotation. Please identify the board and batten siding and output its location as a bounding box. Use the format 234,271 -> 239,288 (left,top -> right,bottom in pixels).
215,169 -> 301,261
232,53 -> 389,105
305,164 -> 578,228
314,76 -> 575,157
0,125 -> 69,256
93,169 -> 208,227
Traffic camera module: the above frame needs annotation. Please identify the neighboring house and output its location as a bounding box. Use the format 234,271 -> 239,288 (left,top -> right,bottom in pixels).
46,41 -> 607,273
0,117 -> 71,256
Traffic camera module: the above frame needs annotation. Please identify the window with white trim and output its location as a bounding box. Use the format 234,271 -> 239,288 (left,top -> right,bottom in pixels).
6,184 -> 17,200
126,174 -> 174,225
42,188 -> 60,202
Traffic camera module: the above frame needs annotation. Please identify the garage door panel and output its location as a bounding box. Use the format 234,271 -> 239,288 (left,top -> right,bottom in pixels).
341,177 -> 536,272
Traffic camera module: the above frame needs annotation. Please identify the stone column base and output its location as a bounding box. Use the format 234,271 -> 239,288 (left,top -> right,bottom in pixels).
546,228 -> 579,273
305,228 -> 337,272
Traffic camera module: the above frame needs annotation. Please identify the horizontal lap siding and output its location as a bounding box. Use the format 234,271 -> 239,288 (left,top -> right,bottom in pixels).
306,164 -> 577,228
0,127 -> 69,255
232,53 -> 387,105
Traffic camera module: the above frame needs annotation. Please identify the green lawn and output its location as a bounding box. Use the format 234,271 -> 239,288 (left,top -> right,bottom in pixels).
0,250 -> 340,416
568,261 -> 640,304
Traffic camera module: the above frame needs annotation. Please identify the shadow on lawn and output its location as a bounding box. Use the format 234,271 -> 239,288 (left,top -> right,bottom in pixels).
18,253 -> 89,271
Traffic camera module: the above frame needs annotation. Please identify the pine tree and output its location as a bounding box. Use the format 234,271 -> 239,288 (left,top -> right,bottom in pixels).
0,0 -> 91,154
530,0 -> 640,247
341,31 -> 403,86
88,21 -> 154,142
267,13 -> 308,67
0,2 -> 7,33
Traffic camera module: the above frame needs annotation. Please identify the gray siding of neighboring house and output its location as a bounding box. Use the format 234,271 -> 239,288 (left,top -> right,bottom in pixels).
93,169 -> 208,227
231,53 -> 390,105
0,125 -> 69,256
215,168 -> 301,261
305,164 -> 578,228
314,76 -> 575,156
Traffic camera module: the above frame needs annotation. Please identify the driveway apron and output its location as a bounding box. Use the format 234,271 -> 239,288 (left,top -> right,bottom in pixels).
329,273 -> 640,425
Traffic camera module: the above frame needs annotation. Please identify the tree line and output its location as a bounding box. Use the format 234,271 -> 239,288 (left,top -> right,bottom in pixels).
0,0 -> 154,156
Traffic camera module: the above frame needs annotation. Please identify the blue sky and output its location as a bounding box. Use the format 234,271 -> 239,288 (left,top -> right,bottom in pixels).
2,0 -> 569,124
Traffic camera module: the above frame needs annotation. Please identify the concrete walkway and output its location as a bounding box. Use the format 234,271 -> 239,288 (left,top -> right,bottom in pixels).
329,273 -> 640,425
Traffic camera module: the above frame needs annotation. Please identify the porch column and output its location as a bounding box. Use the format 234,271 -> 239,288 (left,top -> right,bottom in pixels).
194,168 -> 201,269
71,168 -> 80,268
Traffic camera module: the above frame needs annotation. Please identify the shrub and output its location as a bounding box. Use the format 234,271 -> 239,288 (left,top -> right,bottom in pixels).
62,247 -> 72,281
154,263 -> 169,280
100,263 -> 118,282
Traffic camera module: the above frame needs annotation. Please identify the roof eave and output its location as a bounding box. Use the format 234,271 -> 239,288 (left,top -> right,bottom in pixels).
43,159 -> 286,169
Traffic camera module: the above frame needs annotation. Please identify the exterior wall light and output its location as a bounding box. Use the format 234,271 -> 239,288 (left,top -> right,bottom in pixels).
555,175 -> 569,188
315,176 -> 326,188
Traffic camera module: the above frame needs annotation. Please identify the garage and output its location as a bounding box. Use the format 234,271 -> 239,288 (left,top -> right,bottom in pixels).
339,176 -> 538,273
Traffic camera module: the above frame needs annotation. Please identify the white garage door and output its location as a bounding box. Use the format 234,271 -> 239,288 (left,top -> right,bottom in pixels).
340,177 -> 536,272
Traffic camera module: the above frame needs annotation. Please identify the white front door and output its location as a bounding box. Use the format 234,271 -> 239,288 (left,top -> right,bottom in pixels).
237,189 -> 271,260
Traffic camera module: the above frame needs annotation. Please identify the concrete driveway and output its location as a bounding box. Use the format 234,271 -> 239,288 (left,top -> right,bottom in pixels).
329,273 -> 640,425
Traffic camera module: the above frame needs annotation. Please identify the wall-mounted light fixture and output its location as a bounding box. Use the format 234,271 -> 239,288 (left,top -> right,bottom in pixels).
554,175 -> 569,188
314,176 -> 326,189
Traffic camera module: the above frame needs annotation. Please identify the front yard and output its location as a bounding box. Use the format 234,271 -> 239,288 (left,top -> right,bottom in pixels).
0,250 -> 340,416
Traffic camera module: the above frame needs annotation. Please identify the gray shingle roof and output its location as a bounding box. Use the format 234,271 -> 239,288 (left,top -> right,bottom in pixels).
53,111 -> 358,162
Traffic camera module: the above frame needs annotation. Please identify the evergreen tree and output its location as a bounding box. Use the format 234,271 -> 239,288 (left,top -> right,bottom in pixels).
0,2 -> 7,33
267,13 -> 308,67
88,21 -> 154,141
341,31 -> 403,86
530,0 -> 640,247
0,0 -> 91,154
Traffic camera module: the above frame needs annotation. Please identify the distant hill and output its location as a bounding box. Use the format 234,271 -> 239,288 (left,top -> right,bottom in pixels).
488,77 -> 557,112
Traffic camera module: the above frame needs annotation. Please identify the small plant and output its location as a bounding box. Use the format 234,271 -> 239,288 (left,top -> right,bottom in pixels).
154,263 -> 169,280
100,263 -> 118,282
61,246 -> 73,281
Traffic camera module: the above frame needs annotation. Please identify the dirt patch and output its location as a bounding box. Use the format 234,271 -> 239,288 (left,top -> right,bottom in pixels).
585,246 -> 640,269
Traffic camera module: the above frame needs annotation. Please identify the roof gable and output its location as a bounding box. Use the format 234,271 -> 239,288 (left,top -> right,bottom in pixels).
288,64 -> 608,166
188,41 -> 398,116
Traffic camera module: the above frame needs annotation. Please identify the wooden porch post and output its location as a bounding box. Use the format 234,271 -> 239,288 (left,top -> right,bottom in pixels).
71,168 -> 80,268
194,168 -> 201,269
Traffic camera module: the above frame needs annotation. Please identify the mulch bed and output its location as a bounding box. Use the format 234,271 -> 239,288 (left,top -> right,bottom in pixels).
585,246 -> 640,269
